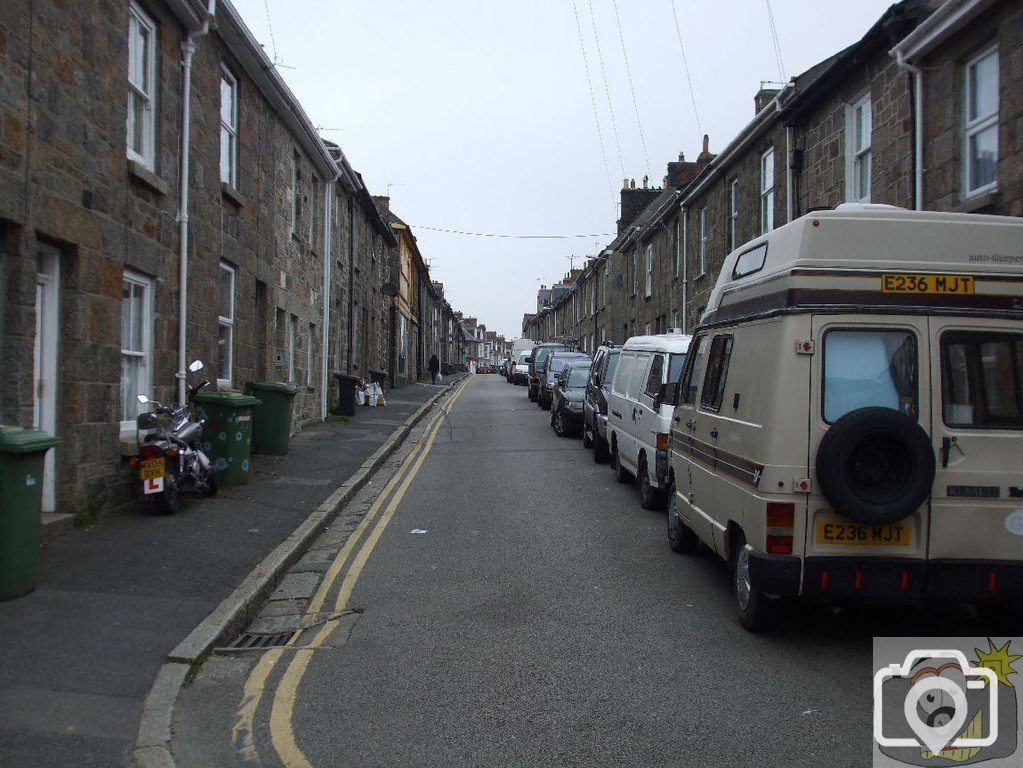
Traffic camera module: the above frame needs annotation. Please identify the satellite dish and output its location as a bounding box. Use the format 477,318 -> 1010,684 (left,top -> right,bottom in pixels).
381,281 -> 399,297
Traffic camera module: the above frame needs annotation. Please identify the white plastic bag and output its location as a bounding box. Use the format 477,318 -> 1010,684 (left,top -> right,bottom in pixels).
355,387 -> 366,406
437,373 -> 443,384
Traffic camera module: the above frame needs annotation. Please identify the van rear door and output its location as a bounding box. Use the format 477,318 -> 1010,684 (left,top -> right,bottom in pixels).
806,317 -> 932,568
927,317 -> 1023,597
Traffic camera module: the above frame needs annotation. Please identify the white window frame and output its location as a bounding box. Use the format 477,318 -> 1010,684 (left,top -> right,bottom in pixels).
963,45 -> 999,198
760,148 -> 775,234
631,250 -> 638,296
698,207 -> 708,276
644,243 -> 653,298
127,2 -> 157,169
729,180 -> 739,252
217,262 -> 235,386
845,93 -> 872,203
120,270 -> 153,435
219,68 -> 238,188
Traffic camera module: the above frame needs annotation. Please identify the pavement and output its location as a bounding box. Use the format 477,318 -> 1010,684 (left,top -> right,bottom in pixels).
0,377 -> 463,768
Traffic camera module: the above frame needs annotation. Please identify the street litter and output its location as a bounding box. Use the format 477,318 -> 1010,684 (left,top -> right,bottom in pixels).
410,529 -> 428,534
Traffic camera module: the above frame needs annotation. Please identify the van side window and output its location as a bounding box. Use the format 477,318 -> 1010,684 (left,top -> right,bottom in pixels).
644,354 -> 664,398
823,329 -> 917,422
700,335 -> 734,411
679,335 -> 707,406
941,331 -> 1023,429
603,352 -> 620,391
611,353 -> 633,396
626,354 -> 650,400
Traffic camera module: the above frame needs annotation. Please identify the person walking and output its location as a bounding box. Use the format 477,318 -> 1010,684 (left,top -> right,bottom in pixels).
428,354 -> 440,384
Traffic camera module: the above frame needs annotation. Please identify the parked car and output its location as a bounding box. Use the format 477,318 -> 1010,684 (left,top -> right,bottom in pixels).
527,343 -> 571,402
667,205 -> 1023,631
538,351 -> 590,411
606,332 -> 692,509
550,363 -> 589,437
511,352 -> 531,385
582,345 -> 620,463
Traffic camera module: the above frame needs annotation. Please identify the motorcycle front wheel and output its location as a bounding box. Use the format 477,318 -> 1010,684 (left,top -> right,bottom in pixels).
152,470 -> 182,515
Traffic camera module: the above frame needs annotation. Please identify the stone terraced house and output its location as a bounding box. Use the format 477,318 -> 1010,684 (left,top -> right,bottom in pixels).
523,0 -> 1021,346
0,0 -> 479,523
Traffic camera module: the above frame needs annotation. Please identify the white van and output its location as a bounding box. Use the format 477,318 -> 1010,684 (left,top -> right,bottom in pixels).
607,333 -> 692,510
667,205 -> 1023,631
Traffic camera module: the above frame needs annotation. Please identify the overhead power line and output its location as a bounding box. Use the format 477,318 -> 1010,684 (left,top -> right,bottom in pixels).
765,0 -> 787,82
408,226 -> 614,239
588,0 -> 626,181
611,0 -> 650,178
572,0 -> 618,219
670,0 -> 703,136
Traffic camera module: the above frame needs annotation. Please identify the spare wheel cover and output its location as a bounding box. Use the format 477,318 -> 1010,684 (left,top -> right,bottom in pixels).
815,406 -> 934,525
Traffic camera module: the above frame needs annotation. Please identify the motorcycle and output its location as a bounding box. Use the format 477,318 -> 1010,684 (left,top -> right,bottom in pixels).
131,360 -> 218,515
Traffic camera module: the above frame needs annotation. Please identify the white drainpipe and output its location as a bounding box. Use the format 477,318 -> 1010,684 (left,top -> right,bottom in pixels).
320,180 -> 332,419
895,51 -> 925,211
681,205 -> 689,333
176,0 -> 217,405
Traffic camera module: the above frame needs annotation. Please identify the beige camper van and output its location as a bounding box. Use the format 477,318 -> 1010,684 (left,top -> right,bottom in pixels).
667,205 -> 1023,631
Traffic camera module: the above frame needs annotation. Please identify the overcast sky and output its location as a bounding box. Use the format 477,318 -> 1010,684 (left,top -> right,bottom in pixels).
230,0 -> 898,339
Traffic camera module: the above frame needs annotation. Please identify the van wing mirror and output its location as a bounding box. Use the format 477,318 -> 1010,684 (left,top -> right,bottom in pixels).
653,382 -> 673,409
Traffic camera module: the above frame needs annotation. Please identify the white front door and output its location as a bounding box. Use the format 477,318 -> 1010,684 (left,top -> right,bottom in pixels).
34,245 -> 60,513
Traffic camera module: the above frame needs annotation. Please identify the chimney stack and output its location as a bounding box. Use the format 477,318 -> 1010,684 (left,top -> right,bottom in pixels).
697,134 -> 715,164
754,87 -> 780,114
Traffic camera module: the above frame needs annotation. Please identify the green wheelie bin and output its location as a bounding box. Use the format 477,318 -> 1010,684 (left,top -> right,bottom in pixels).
0,427 -> 59,600
246,381 -> 299,455
191,391 -> 260,487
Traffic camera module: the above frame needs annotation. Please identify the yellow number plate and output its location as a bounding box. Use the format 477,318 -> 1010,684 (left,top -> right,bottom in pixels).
881,273 -> 975,295
816,521 -> 911,546
139,458 -> 165,480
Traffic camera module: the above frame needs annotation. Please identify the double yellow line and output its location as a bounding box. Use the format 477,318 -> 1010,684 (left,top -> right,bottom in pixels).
233,377 -> 469,766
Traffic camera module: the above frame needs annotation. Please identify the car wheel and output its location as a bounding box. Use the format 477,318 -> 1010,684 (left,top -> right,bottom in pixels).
541,394 -> 551,411
734,533 -> 774,632
612,442 -> 632,484
593,431 -> 610,464
582,421 -> 593,449
667,485 -> 699,553
638,454 -> 666,511
553,411 -> 567,437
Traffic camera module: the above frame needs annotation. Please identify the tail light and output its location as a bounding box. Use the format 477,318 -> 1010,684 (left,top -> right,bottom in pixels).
765,501 -> 795,554
139,444 -> 162,460
655,432 -> 670,452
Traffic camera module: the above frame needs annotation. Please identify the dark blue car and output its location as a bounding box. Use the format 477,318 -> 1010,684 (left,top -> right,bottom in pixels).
550,363 -> 589,437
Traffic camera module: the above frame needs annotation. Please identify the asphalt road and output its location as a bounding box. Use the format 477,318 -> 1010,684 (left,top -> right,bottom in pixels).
175,374 -> 985,768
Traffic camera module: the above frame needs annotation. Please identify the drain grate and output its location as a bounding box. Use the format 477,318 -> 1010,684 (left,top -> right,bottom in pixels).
228,630 -> 298,650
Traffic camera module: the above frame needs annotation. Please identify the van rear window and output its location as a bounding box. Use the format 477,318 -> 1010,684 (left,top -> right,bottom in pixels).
941,332 -> 1023,429
823,329 -> 917,423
